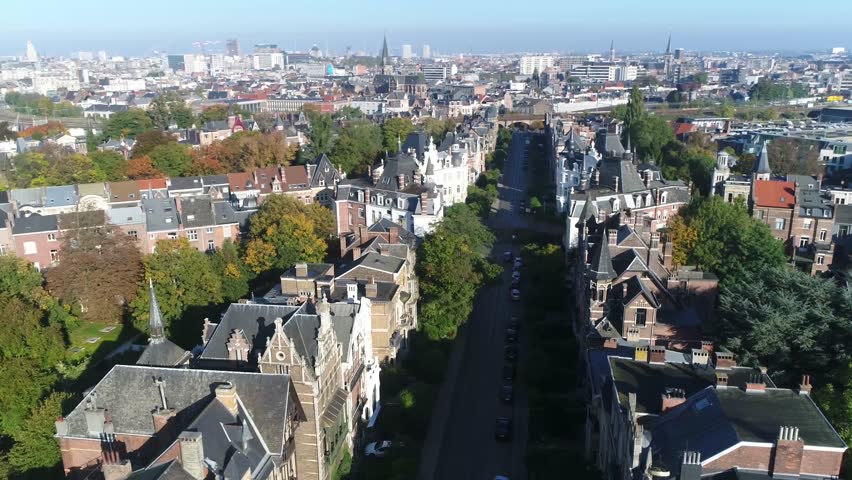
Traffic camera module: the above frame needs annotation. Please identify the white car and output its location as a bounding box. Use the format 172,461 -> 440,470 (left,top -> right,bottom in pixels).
364,440 -> 394,457
511,270 -> 521,281
514,257 -> 523,267
510,289 -> 521,301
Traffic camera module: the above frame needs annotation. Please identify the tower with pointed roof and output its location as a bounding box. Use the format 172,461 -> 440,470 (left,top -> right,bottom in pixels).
148,278 -> 165,343
136,279 -> 191,367
754,142 -> 772,181
589,228 -> 617,322
380,34 -> 392,75
664,34 -> 673,80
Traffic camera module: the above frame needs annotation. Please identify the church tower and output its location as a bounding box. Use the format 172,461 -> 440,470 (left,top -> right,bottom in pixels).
380,34 -> 393,75
753,143 -> 772,181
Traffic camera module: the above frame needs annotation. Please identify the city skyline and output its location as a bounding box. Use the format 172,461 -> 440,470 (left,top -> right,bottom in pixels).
2,0 -> 851,57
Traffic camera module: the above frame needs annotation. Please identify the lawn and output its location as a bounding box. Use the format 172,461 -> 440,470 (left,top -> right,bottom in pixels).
65,321 -> 137,363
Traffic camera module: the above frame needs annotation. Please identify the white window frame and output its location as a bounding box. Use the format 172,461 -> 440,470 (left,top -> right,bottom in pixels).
187,229 -> 198,241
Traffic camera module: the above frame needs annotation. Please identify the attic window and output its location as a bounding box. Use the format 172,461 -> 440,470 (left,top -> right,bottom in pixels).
165,218 -> 172,223
187,214 -> 196,221
128,193 -> 135,199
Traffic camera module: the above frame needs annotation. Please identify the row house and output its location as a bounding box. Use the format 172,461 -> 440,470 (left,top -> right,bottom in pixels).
227,156 -> 342,210
195,295 -> 379,480
333,152 -> 444,238
584,344 -> 846,480
749,149 -> 836,274
565,139 -> 690,249
142,196 -> 247,254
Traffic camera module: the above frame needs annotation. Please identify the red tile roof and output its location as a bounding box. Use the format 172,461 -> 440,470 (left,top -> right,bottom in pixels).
753,180 -> 795,209
137,178 -> 168,191
282,165 -> 309,189
227,172 -> 255,192
673,122 -> 696,137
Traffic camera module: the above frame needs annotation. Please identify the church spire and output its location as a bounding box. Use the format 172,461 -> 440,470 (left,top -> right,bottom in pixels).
380,34 -> 390,66
665,34 -> 672,55
148,278 -> 165,343
609,40 -> 615,62
754,142 -> 772,180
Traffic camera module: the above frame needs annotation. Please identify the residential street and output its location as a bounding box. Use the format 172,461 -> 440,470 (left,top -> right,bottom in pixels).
419,130 -> 533,480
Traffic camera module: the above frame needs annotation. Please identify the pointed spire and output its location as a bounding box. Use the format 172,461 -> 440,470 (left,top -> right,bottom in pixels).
665,34 -> 672,55
380,34 -> 390,67
590,232 -> 616,281
148,278 -> 165,343
754,142 -> 772,176
397,134 -> 402,153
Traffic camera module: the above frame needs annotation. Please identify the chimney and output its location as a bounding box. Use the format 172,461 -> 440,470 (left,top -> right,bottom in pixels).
649,345 -> 666,364
364,188 -> 372,205
603,337 -> 618,349
295,262 -> 308,278
714,351 -> 737,370
772,426 -> 804,477
413,171 -> 422,185
745,372 -> 766,393
594,169 -> 600,185
644,170 -> 651,188
178,431 -> 206,480
799,374 -> 812,395
661,233 -> 674,268
614,176 -> 620,193
661,387 -> 686,413
102,448 -> 132,480
679,451 -> 702,480
215,383 -> 238,414
55,416 -> 69,436
715,372 -> 729,388
152,407 -> 176,435
420,191 -> 429,214
84,394 -> 107,437
346,283 -> 358,303
371,166 -> 381,184
607,228 -> 616,246
365,277 -> 378,298
691,348 -> 709,367
388,225 -> 400,244
701,340 -> 714,352
633,345 -> 649,362
397,173 -> 406,189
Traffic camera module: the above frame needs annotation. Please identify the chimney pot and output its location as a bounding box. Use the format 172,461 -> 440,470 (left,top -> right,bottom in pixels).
215,382 -> 238,414
178,431 -> 206,480
295,262 -> 308,278
799,374 -> 812,395
661,387 -> 687,413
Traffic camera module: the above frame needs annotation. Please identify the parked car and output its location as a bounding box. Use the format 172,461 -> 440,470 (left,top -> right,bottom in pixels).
365,440 -> 397,457
511,276 -> 520,286
503,251 -> 512,263
495,417 -> 512,441
502,364 -> 515,381
510,288 -> 521,301
514,256 -> 523,267
495,476 -> 510,480
511,270 -> 521,281
505,346 -> 518,362
500,384 -> 514,404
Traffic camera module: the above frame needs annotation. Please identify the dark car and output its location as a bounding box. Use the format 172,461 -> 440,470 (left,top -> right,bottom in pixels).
501,364 -> 515,381
495,417 -> 512,441
511,276 -> 520,286
503,251 -> 512,263
505,346 -> 518,362
505,328 -> 517,343
500,384 -> 514,404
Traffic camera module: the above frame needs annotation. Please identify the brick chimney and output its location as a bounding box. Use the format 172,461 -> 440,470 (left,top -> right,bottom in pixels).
388,225 -> 400,244
679,451 -> 702,480
772,426 -> 804,477
178,431 -> 206,480
700,340 -> 714,352
661,387 -> 687,413
607,228 -> 616,246
745,372 -> 766,393
715,372 -> 729,388
365,277 -> 378,298
603,337 -> 618,349
633,345 -> 649,362
799,374 -> 812,395
102,445 -> 132,480
714,351 -> 737,370
295,262 -> 308,278
420,191 -> 429,214
397,174 -> 406,189
215,383 -> 238,414
649,345 -> 666,364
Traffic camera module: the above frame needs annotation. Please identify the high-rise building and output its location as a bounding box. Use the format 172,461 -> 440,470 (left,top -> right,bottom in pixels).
97,50 -> 108,63
25,41 -> 38,62
226,38 -> 241,57
77,51 -> 94,61
674,48 -> 684,61
252,44 -> 285,70
401,44 -> 413,60
422,44 -> 431,59
519,55 -> 554,75
422,64 -> 447,82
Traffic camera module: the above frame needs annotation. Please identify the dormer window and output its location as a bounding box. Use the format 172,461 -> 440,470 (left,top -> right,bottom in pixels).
187,214 -> 195,221
660,192 -> 668,204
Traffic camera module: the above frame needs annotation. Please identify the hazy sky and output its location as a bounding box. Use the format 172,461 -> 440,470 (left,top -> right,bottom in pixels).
2,0 -> 850,57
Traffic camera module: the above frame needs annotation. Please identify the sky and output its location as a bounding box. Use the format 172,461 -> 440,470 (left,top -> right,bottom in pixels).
2,0 -> 850,57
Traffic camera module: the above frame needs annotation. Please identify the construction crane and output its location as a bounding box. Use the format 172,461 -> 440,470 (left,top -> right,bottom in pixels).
192,40 -> 221,55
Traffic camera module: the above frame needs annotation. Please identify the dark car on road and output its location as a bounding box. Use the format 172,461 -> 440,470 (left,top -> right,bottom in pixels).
505,346 -> 518,362
501,364 -> 515,381
500,384 -> 514,404
495,417 -> 512,441
503,251 -> 512,263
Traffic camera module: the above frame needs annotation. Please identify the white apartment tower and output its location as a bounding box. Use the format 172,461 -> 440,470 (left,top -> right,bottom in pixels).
520,55 -> 554,75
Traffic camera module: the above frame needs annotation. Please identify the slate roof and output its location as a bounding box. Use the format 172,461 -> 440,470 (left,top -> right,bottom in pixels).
310,154 -> 341,188
125,460 -> 195,480
375,153 -> 421,192
836,204 -> 852,225
136,341 -> 191,367
62,365 -> 291,456
402,131 -> 430,159
143,198 -> 180,232
198,303 -> 301,361
589,239 -> 616,281
106,205 -> 144,226
178,196 -> 215,228
754,143 -> 771,174
12,212 -> 58,234
213,201 -> 251,227
341,251 -> 404,275
596,156 -> 647,193
169,176 -> 205,192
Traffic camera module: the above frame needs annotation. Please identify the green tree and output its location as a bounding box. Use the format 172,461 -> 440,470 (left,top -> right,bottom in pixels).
632,114 -> 675,162
148,91 -> 194,129
7,391 -> 70,479
90,150 -> 127,181
149,142 -> 193,177
717,101 -> 735,118
130,238 -> 223,335
85,128 -> 98,152
671,197 -> 786,285
715,267 -> 852,381
102,109 -> 154,139
131,129 -> 176,158
623,86 -> 645,137
692,72 -> 708,85
306,111 -> 334,158
210,240 -> 252,302
0,121 -> 17,140
329,121 -> 383,175
199,104 -> 229,123
243,195 -> 329,273
382,117 -> 415,153
767,138 -> 821,176
0,359 -> 57,438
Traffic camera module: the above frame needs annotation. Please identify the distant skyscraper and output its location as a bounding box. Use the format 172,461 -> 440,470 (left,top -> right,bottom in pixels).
226,38 -> 241,57
97,50 -> 107,63
674,48 -> 684,61
422,44 -> 431,59
401,44 -> 413,59
77,51 -> 94,61
25,41 -> 38,62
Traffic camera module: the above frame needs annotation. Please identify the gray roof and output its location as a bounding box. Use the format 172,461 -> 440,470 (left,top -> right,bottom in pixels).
214,201 -> 252,227
589,238 -> 616,281
375,153 -> 421,193
106,205 -> 145,226
178,196 -> 215,228
125,460 -> 195,480
402,131 -> 430,160
12,212 -> 58,234
10,187 -> 46,207
62,365 -> 291,455
310,154 -> 341,188
836,204 -> 852,225
596,156 -> 647,193
199,303 -> 301,362
143,198 -> 180,232
168,176 -> 205,192
341,251 -> 404,275
754,143 -> 771,174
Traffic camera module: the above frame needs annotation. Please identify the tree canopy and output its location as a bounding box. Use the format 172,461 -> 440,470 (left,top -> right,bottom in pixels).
329,121 -> 383,175
382,117 -> 415,153
148,142 -> 193,177
668,196 -> 786,285
101,109 -> 154,139
147,91 -> 194,129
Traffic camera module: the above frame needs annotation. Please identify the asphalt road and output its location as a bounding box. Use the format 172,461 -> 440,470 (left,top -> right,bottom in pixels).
420,131 -> 532,480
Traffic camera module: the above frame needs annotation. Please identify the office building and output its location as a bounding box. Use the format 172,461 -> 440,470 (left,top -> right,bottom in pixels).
226,38 -> 240,57
519,55 -> 554,75
422,44 -> 431,59
25,41 -> 38,62
77,51 -> 94,61
422,64 -> 448,82
252,44 -> 285,70
401,44 -> 413,59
